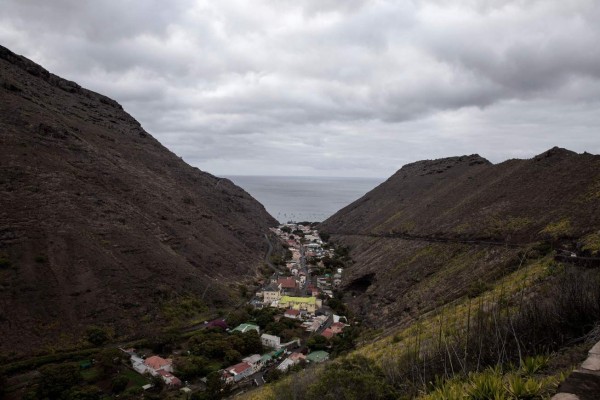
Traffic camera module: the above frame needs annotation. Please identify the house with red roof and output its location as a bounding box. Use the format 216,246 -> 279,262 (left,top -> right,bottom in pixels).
157,369 -> 182,387
144,356 -> 174,373
321,328 -> 335,339
223,361 -> 254,383
283,309 -> 300,319
330,322 -> 346,334
277,277 -> 297,291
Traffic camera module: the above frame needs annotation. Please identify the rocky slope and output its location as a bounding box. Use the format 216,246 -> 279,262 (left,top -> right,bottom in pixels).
321,149 -> 600,328
0,45 -> 277,355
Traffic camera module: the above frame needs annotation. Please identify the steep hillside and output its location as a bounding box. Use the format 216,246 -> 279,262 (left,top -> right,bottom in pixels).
321,150 -> 600,328
0,45 -> 277,355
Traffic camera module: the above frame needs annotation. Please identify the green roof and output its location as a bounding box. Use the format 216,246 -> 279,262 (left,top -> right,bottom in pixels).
280,296 -> 316,305
260,354 -> 273,362
231,323 -> 260,333
307,351 -> 329,363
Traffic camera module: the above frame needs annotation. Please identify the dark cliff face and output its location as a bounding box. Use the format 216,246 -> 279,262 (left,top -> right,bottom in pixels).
321,149 -> 600,328
0,45 -> 277,354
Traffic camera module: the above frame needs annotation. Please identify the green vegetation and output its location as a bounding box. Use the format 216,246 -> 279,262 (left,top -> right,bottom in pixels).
188,328 -> 263,365
85,326 -> 109,346
485,216 -> 532,238
540,218 -> 572,239
161,295 -> 208,323
0,256 -> 11,269
582,232 -> 600,254
245,257 -> 599,400
419,363 -> 562,400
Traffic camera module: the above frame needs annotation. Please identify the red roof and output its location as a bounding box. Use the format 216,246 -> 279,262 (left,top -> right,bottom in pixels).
321,328 -> 335,339
289,352 -> 306,361
144,356 -> 172,370
331,322 -> 345,333
284,309 -> 300,316
227,362 -> 252,375
278,277 -> 297,289
157,370 -> 182,386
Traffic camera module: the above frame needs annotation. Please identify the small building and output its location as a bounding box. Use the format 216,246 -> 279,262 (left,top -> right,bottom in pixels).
263,283 -> 282,304
321,328 -> 335,339
144,356 -> 174,373
278,296 -> 322,314
206,319 -> 228,330
157,369 -> 182,387
283,309 -> 300,319
231,323 -> 260,334
277,352 -> 306,371
307,351 -> 329,363
330,322 -> 346,334
243,354 -> 263,370
261,333 -> 281,349
278,277 -> 298,293
223,362 -> 254,383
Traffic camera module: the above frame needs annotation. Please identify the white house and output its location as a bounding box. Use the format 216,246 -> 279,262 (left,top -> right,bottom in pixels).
260,333 -> 281,349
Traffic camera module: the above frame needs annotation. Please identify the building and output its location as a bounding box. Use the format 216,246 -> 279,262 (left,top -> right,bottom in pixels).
261,333 -> 281,349
330,322 -> 346,334
321,328 -> 335,339
278,296 -> 322,314
144,356 -> 174,373
277,352 -> 306,371
262,283 -> 281,304
223,362 -> 254,383
231,323 -> 260,334
242,354 -> 262,370
277,277 -> 298,294
306,351 -> 330,363
157,370 -> 182,387
283,309 -> 300,319
129,355 -> 182,387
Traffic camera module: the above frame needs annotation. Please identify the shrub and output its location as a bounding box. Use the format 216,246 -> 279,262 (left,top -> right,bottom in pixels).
111,376 -> 129,393
86,326 -> 109,346
0,257 -> 11,269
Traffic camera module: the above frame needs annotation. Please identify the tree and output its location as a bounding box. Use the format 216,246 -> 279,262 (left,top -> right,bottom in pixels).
96,348 -> 122,378
0,372 -> 6,399
192,371 -> 230,400
175,356 -> 211,381
224,349 -> 242,365
306,356 -> 397,400
307,335 -> 329,351
281,226 -> 292,234
111,376 -> 129,393
36,364 -> 82,400
86,326 -> 109,346
67,386 -> 102,400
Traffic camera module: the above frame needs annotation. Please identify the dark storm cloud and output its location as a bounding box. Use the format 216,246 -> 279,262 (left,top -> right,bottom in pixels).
1,0 -> 599,177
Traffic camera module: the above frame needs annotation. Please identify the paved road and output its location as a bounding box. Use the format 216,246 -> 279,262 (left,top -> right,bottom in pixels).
264,233 -> 281,273
299,245 -> 309,296
327,231 -> 528,248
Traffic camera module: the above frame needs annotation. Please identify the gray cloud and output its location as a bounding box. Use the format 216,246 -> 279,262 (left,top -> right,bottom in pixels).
1,0 -> 599,177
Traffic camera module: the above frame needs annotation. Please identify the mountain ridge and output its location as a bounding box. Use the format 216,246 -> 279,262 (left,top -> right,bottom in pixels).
321,147 -> 600,328
0,44 -> 277,355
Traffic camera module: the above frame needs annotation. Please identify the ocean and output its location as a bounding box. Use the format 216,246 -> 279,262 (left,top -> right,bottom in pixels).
225,175 -> 384,223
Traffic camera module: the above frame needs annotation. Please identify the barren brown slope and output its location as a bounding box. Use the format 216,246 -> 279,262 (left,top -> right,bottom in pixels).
0,45 -> 277,355
321,149 -> 600,328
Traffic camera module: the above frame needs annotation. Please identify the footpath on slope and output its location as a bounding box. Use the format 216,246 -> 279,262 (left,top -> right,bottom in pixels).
553,341 -> 600,400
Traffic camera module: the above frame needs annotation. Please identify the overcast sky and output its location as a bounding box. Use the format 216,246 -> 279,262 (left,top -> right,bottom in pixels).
2,1 -> 599,177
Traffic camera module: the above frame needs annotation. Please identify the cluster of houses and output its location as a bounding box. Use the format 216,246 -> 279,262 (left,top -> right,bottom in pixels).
221,321 -> 331,385
117,223 -> 349,394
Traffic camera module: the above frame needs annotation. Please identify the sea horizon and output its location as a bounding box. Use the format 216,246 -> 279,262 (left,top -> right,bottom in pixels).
225,175 -> 385,223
